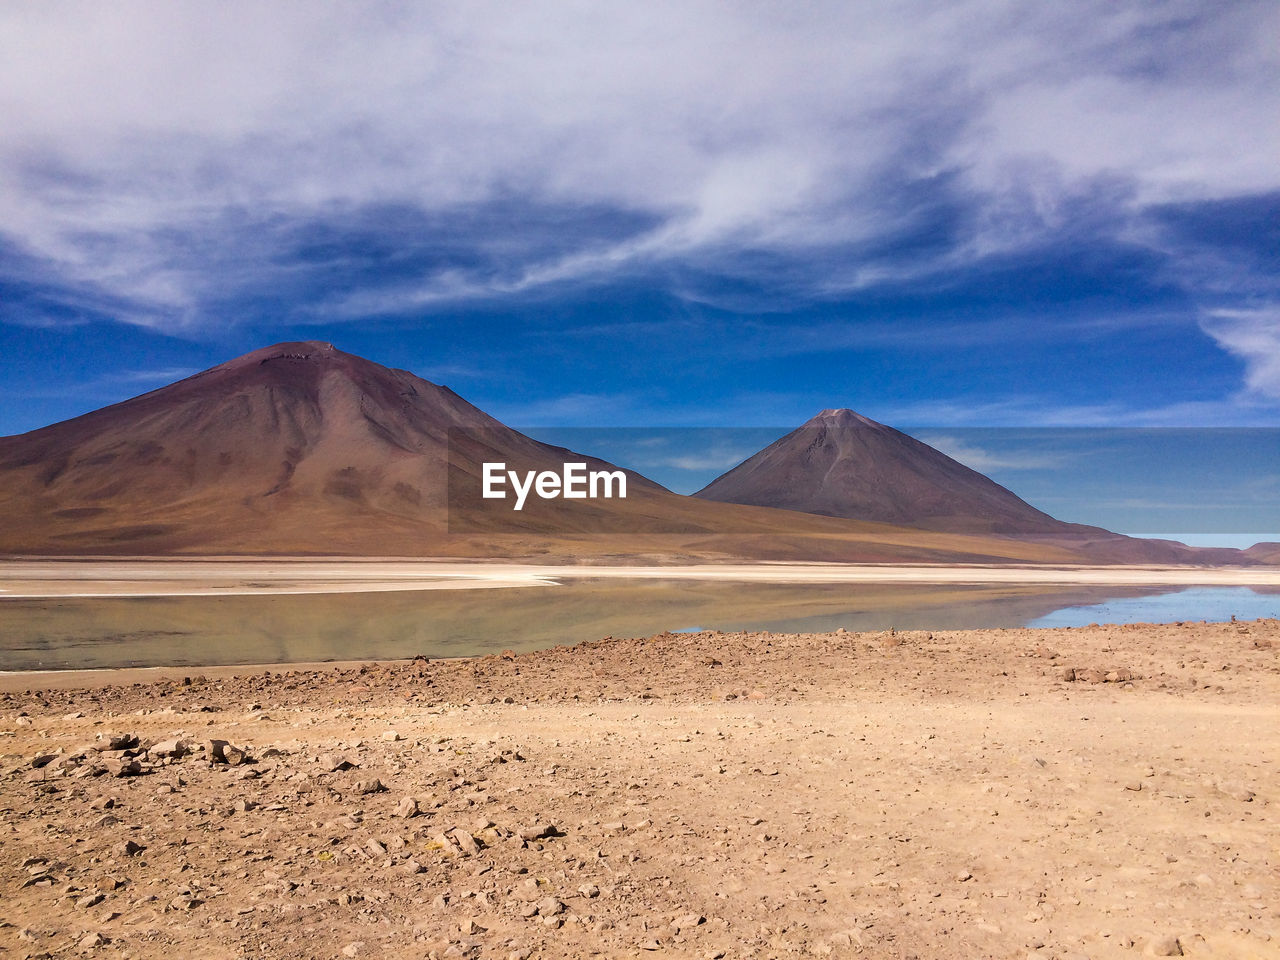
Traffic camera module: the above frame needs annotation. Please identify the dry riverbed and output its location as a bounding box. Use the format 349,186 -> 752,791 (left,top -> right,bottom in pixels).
1,619 -> 1278,959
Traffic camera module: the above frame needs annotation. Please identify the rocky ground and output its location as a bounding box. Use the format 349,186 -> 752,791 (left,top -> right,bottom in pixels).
1,618 -> 1277,960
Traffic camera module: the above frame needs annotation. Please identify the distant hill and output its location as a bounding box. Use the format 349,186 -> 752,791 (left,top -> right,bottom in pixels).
1245,542 -> 1280,565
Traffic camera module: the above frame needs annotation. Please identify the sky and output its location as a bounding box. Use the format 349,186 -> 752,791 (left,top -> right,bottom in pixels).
1,2 -> 1277,536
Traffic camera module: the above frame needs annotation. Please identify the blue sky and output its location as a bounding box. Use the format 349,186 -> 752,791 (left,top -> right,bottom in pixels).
0,3 -> 1277,537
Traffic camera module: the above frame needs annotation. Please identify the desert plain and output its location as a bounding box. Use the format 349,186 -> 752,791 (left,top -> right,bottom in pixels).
1,593 -> 1277,960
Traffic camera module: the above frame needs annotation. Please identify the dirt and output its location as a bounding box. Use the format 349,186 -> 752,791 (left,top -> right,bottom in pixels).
1,618 -> 1277,959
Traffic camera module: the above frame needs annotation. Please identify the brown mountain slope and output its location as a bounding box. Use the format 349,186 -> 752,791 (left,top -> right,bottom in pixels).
1245,542 -> 1280,564
0,343 -> 1094,563
693,409 -> 1252,566
695,408 -> 1091,535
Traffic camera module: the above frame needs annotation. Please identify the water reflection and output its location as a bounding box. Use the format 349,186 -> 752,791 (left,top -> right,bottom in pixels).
1,580 -> 1274,671
1027,585 -> 1280,628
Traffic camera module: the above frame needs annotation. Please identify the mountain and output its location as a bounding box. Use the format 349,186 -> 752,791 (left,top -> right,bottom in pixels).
693,408 -> 1251,565
695,408 -> 1083,534
0,343 -> 1099,563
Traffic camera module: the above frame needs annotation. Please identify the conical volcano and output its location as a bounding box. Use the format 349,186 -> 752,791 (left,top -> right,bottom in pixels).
0,341 -> 669,554
694,408 -> 1083,535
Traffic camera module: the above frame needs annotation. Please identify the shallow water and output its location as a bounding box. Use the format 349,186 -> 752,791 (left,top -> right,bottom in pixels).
1027,585 -> 1280,628
0,580 -> 1274,671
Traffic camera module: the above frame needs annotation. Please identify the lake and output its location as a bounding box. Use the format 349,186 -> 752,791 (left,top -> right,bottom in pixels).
2,579 -> 1276,671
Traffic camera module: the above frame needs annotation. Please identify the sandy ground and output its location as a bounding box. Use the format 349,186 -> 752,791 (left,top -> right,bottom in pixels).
3,560 -> 1280,597
2,619 -> 1278,959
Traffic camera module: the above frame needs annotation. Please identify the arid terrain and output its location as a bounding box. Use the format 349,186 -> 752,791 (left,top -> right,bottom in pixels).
2,618 -> 1277,959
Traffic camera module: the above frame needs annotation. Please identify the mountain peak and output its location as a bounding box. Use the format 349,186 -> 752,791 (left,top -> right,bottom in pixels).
697,409 -> 1074,535
810,408 -> 881,428
218,341 -> 341,369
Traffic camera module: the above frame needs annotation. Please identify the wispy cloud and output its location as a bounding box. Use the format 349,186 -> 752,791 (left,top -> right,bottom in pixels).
101,367 -> 199,385
1200,307 -> 1280,400
1,3 -> 1276,330
637,449 -> 755,472
913,434 -> 1066,470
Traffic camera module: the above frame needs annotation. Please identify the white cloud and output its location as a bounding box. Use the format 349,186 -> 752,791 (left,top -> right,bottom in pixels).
1200,308 -> 1280,400
1,1 -> 1276,323
648,450 -> 755,472
913,434 -> 1064,470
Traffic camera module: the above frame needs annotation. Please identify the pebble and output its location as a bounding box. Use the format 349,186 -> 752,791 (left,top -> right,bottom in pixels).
451,828 -> 480,856
353,778 -> 385,795
518,822 -> 557,841
1147,934 -> 1183,956
1217,780 -> 1255,802
207,740 -> 248,765
394,796 -> 419,818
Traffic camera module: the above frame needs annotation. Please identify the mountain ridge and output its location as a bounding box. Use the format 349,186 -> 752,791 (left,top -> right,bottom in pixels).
0,344 -> 1259,566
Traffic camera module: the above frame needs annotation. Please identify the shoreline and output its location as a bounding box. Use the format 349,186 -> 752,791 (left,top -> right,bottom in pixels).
2,614 -> 1277,692
2,558 -> 1279,598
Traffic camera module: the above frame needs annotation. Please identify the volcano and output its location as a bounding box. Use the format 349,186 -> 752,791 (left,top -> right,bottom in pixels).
693,409 -> 1247,564
0,341 -> 672,555
694,408 -> 1076,535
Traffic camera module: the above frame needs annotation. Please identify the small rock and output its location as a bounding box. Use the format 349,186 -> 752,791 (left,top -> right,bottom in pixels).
105,758 -> 143,778
537,897 -> 564,917
207,740 -> 247,765
148,739 -> 191,759
394,796 -> 419,818
341,942 -> 365,958
639,939 -> 661,951
321,754 -> 357,772
78,932 -> 108,949
382,730 -> 401,742
578,883 -> 600,898
354,779 -> 385,795
1147,935 -> 1183,956
451,828 -> 480,856
118,839 -> 144,857
1217,780 -> 1255,802
519,823 -> 557,841
95,733 -> 136,751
